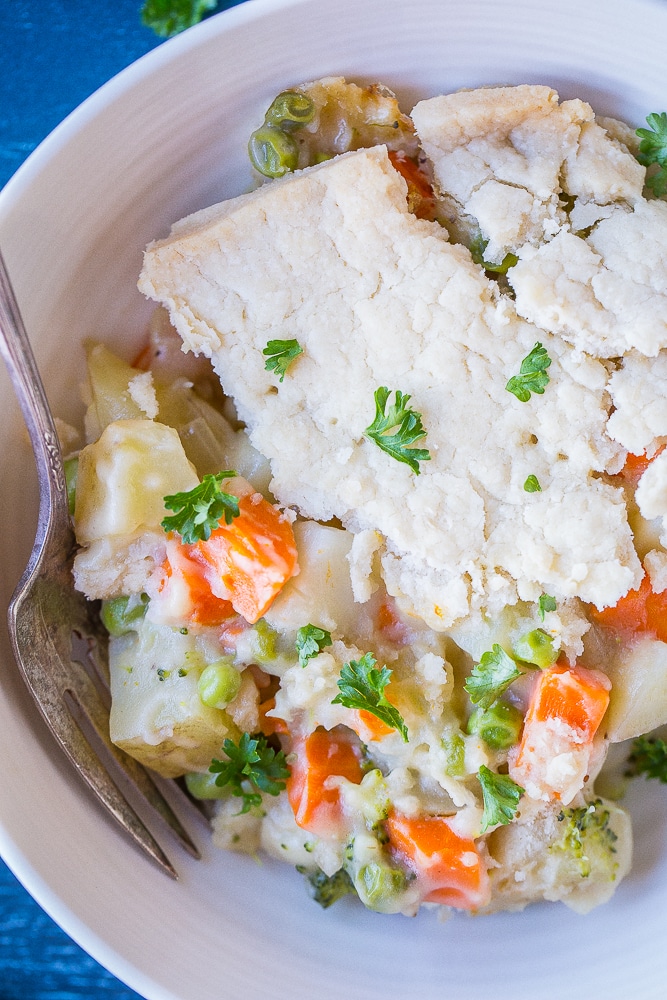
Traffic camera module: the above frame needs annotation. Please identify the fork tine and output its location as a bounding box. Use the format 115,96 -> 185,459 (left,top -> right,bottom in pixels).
10,580 -> 199,876
69,613 -> 209,852
1,248 -> 200,876
63,684 -> 201,860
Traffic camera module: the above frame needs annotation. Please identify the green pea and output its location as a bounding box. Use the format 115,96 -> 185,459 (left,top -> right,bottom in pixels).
64,456 -> 78,516
184,771 -> 227,800
467,701 -> 523,750
264,91 -> 315,130
100,594 -> 149,637
513,628 -> 558,668
198,658 -> 241,709
248,125 -> 298,178
355,862 -> 406,911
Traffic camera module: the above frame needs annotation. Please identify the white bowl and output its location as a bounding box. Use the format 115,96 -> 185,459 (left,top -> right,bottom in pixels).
2,1 -> 667,997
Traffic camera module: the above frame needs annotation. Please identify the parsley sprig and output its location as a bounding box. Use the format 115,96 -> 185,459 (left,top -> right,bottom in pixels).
636,112 -> 667,198
627,735 -> 667,782
332,652 -> 409,742
506,342 -> 552,402
209,732 -> 291,813
263,339 -> 303,381
296,624 -> 332,667
365,386 -> 431,474
464,644 -> 523,710
161,471 -> 239,544
478,765 -> 524,832
141,0 -> 217,37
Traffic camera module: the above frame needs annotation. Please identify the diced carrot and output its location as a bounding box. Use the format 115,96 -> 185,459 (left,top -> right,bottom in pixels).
376,596 -> 409,646
617,446 -> 664,488
155,550 -> 236,627
352,709 -> 395,742
287,727 -> 364,835
388,150 -> 438,221
258,695 -> 289,737
510,663 -> 611,803
178,487 -> 298,625
521,663 -> 610,741
385,811 -> 490,911
590,571 -> 667,644
131,340 -> 153,371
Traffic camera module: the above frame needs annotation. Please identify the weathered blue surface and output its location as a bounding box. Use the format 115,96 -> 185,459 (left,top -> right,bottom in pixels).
0,1 -> 244,996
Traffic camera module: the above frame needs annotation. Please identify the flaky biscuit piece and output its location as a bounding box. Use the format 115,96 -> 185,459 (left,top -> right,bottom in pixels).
139,145 -> 639,628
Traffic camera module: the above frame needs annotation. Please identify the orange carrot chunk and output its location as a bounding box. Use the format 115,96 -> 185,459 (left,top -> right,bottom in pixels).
510,663 -> 611,803
388,150 -> 438,221
617,447 -> 664,488
591,572 -> 667,644
522,663 -> 610,741
385,811 -> 490,910
181,488 -> 298,625
155,549 -> 236,627
287,727 -> 364,835
258,696 -> 289,738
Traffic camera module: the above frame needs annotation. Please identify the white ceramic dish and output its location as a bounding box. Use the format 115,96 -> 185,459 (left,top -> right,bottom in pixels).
2,0 -> 667,997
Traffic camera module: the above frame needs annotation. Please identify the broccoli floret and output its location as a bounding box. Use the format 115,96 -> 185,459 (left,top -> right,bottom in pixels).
552,799 -> 618,878
627,735 -> 667,782
296,866 -> 356,909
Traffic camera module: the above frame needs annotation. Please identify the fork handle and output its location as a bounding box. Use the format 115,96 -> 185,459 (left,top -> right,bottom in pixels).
0,249 -> 71,550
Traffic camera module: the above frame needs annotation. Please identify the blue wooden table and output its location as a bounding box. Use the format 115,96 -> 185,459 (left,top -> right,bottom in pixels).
0,3 -> 243,996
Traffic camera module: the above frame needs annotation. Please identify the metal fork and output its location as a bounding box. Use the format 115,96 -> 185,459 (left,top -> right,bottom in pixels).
0,248 -> 201,877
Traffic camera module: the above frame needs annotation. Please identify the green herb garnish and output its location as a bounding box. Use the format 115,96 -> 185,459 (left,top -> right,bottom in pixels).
538,593 -> 557,620
523,474 -> 542,493
140,0 -> 217,37
506,342 -> 552,402
209,732 -> 291,813
464,644 -> 523,710
365,386 -> 431,474
161,471 -> 239,543
296,624 -> 333,667
636,112 -> 667,198
332,652 -> 409,742
478,765 -> 524,833
263,338 -> 303,381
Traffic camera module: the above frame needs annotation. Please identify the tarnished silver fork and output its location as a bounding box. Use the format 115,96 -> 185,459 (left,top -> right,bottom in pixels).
0,249 -> 201,877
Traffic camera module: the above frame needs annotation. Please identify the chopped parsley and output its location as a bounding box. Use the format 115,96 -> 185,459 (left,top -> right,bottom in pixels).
523,474 -> 542,493
209,732 -> 290,813
627,735 -> 667,782
263,338 -> 303,381
296,624 -> 332,667
365,386 -> 431,474
332,652 -> 409,742
161,471 -> 239,543
464,644 -> 523,710
506,342 -> 552,402
538,593 -> 557,620
140,0 -> 217,37
478,765 -> 524,833
636,112 -> 667,198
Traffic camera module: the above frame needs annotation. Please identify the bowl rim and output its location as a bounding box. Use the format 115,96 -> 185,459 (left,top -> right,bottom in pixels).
2,1 -> 667,997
